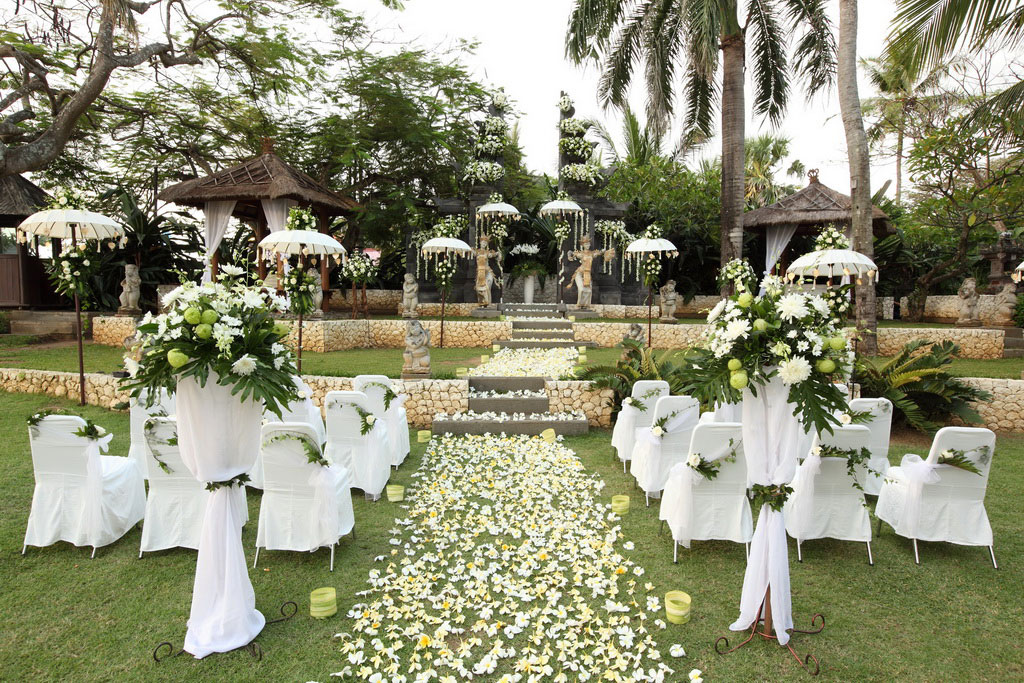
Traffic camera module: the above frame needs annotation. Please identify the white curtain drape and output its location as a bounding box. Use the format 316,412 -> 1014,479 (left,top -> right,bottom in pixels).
176,374 -> 265,658
730,376 -> 802,645
763,224 -> 798,280
260,199 -> 296,233
202,201 -> 237,283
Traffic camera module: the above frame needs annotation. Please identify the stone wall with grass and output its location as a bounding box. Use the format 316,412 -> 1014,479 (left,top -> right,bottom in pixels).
898,293 -> 1015,325
547,380 -> 615,427
875,327 -> 1004,359
93,316 -> 139,347
0,368 -> 129,409
960,377 -> 1024,432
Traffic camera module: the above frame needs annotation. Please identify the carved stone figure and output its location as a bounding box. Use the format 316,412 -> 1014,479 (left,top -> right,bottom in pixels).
474,234 -> 499,307
625,322 -> 645,344
262,273 -> 280,293
310,269 -> 324,317
659,280 -> 678,322
992,283 -> 1018,326
956,277 -> 982,327
117,264 -> 142,315
401,273 -> 420,318
569,234 -> 615,309
402,319 -> 431,376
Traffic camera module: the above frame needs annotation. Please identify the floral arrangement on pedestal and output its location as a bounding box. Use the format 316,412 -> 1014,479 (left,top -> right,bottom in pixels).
559,135 -> 593,162
462,160 -> 504,184
285,206 -> 318,232
282,267 -> 318,316
48,244 -> 102,305
561,162 -> 602,186
815,224 -> 851,251
124,279 -> 298,416
341,251 -> 378,319
596,219 -> 636,280
558,117 -> 590,137
809,224 -> 854,323
681,260 -> 851,433
558,93 -> 574,113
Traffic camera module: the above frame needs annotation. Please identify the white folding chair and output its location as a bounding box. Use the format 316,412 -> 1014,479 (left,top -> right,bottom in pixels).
354,374 -> 410,468
254,376 -> 328,488
630,395 -> 700,504
659,422 -> 750,561
128,388 -> 176,479
848,398 -> 893,495
876,426 -> 997,567
23,415 -> 145,557
611,380 -> 669,471
139,417 -> 209,556
324,390 -> 392,500
255,423 -> 355,571
785,425 -> 874,565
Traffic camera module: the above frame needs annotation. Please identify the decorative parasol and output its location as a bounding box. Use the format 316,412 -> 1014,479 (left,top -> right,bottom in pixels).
18,209 -> 123,405
476,201 -> 521,218
539,198 -> 583,217
258,230 -> 345,372
626,236 -> 679,346
1012,260 -> 1023,283
785,248 -> 878,284
421,237 -> 472,348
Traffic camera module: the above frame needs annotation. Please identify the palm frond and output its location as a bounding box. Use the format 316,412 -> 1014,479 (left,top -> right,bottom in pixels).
566,0 -> 636,63
597,1 -> 655,107
747,0 -> 790,124
642,0 -> 685,132
783,0 -> 836,97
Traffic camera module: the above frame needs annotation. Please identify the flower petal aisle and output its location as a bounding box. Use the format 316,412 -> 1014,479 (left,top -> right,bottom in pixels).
331,434 -> 675,681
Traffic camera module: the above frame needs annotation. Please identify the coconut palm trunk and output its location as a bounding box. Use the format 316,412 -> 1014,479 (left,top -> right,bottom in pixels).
838,0 -> 878,354
720,30 -> 746,277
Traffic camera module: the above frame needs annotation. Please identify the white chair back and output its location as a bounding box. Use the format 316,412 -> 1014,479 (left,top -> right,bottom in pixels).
353,375 -> 394,416
688,422 -> 744,471
812,424 -> 873,486
129,389 -> 175,473
631,381 -> 670,430
29,415 -> 91,482
143,417 -> 194,486
260,423 -> 325,493
849,398 -> 893,459
325,390 -> 373,450
651,395 -> 700,451
926,427 -> 996,493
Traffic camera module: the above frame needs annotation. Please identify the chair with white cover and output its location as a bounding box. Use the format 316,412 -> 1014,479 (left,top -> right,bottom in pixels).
255,423 -> 355,570
876,426 -> 998,567
323,390 -> 391,500
659,422 -> 749,561
128,388 -> 176,479
848,397 -> 893,495
784,425 -> 874,564
353,374 -> 410,467
629,395 -> 700,504
139,417 -> 209,556
253,376 -> 328,488
611,380 -> 669,471
23,415 -> 145,557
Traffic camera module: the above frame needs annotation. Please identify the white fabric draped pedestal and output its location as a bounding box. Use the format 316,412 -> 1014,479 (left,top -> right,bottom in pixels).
176,375 -> 265,658
730,376 -> 802,645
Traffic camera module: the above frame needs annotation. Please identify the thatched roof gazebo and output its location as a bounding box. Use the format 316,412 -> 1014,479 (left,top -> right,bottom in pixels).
0,174 -> 49,227
743,170 -> 892,276
158,145 -> 357,299
0,175 -> 61,306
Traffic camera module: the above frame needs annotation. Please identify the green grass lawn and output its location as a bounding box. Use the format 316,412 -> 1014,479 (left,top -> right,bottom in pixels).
1,390 -> 1021,680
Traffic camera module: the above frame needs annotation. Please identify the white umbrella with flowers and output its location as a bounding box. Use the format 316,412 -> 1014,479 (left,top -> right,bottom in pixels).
421,237 -> 472,348
626,235 -> 679,346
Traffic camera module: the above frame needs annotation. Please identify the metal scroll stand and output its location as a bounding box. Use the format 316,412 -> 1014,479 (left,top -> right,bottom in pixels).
152,601 -> 298,663
714,588 -> 825,675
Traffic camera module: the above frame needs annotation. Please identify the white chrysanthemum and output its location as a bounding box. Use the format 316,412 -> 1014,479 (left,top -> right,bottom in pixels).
778,356 -> 812,385
770,341 -> 790,357
809,295 -> 830,316
777,293 -> 809,321
220,264 -> 245,277
723,319 -> 751,341
706,299 -> 727,323
231,354 -> 257,376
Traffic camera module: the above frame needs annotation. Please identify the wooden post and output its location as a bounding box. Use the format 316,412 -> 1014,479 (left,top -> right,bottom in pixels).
318,208 -> 330,314
256,209 -> 268,281
71,225 -> 85,406
211,251 -> 220,282
361,281 -> 368,318
647,284 -> 654,348
351,281 -> 357,319
762,587 -> 773,635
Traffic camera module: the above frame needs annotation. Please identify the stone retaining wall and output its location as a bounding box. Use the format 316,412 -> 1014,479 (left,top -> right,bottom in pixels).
898,293 -> 1014,324
547,380 -> 615,427
328,288 -> 402,313
960,378 -> 1024,432
876,327 -> 1004,359
93,316 -> 139,347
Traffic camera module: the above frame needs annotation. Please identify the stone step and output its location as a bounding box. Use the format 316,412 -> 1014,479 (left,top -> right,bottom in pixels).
6,310 -> 82,322
432,416 -> 589,436
1004,337 -> 1024,349
510,330 -> 574,340
10,320 -> 77,337
468,396 -> 551,413
1002,349 -> 1024,358
494,339 -> 595,349
511,319 -> 573,330
506,311 -> 564,318
469,377 -> 547,392
1002,327 -> 1022,339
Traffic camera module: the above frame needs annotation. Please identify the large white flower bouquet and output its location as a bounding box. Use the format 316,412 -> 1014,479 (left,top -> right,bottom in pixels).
682,263 -> 851,433
341,251 -> 377,285
48,243 -> 101,303
285,206 -> 318,231
463,160 -> 505,184
125,280 -> 298,416
561,162 -> 602,186
283,267 -> 318,315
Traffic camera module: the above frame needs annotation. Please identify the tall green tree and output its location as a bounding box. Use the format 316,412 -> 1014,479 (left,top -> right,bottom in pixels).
565,0 -> 835,277
744,134 -> 804,208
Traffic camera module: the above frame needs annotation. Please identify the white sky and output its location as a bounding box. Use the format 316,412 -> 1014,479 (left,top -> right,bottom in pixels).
346,0 -> 900,195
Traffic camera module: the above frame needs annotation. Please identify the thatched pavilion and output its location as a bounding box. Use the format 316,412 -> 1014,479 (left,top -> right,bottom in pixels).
159,145 -> 357,308
743,170 -> 891,276
0,174 -> 60,307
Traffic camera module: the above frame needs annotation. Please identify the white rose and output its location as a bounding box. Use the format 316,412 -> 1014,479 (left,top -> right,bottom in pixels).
810,446 -> 822,456
366,414 -> 377,425
686,452 -> 701,468
651,425 -> 664,437
839,413 -> 852,425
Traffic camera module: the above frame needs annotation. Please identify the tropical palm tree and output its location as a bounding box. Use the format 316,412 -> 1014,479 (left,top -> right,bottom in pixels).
589,105 -> 670,167
565,0 -> 835,275
744,134 -> 805,208
862,53 -> 950,203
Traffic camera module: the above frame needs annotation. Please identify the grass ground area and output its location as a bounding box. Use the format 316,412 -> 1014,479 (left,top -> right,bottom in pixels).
1,338 -> 1021,380
1,390 -> 1021,680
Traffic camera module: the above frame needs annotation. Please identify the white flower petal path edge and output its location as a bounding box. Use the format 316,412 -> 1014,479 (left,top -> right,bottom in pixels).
327,434 -> 677,681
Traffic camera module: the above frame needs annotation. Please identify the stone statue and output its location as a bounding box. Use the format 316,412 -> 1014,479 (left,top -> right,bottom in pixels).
992,283 -> 1018,326
310,269 -> 324,318
118,264 -> 142,315
262,272 -> 280,293
474,234 -> 499,307
569,234 -> 615,309
401,273 -> 419,318
659,280 -> 678,322
956,277 -> 982,327
402,319 -> 431,376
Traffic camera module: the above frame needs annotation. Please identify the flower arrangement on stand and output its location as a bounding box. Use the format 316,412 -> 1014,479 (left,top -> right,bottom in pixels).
559,136 -> 593,162
48,244 -> 102,307
596,219 -> 635,280
558,118 -> 590,137
462,160 -> 505,184
282,267 -> 318,316
561,162 -> 602,187
285,206 -> 318,232
558,93 -> 574,113
341,251 -> 377,319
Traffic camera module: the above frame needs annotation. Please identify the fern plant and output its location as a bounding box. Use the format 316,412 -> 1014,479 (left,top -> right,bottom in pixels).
853,340 -> 990,432
576,339 -> 689,411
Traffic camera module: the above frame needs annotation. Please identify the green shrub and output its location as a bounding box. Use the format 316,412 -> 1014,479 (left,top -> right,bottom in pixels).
576,339 -> 689,411
1013,294 -> 1024,328
853,340 -> 991,432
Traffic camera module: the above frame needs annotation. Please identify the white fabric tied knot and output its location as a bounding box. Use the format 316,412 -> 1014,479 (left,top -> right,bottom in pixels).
307,465 -> 341,546
895,453 -> 941,538
789,450 -> 822,542
82,432 -> 114,547
665,462 -> 705,549
611,400 -> 642,459
634,407 -> 698,453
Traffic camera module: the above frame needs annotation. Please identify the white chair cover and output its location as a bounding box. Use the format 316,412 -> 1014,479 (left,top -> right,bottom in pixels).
730,375 -> 802,645
629,396 -> 700,499
252,376 -> 328,488
876,427 -> 996,546
354,374 -> 410,466
128,388 -> 176,479
785,425 -> 872,544
23,415 -> 145,553
611,380 -> 669,464
659,422 -> 749,549
711,400 -> 743,423
848,398 -> 893,495
175,374 -> 265,658
256,423 -> 355,558
324,390 -> 392,498
140,417 -> 210,554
